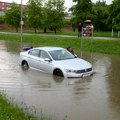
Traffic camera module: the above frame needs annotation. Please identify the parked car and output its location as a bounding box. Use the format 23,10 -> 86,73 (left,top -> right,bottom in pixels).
20,46 -> 93,78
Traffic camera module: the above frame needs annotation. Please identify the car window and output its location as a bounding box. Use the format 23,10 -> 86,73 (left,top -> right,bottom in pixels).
49,49 -> 75,60
40,50 -> 51,59
28,49 -> 40,57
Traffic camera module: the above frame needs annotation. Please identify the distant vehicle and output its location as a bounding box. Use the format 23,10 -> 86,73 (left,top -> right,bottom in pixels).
20,46 -> 93,78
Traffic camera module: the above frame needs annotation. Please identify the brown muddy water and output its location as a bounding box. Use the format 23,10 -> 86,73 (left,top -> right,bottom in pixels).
0,40 -> 120,120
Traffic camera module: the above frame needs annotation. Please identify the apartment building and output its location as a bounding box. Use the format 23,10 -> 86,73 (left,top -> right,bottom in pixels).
0,1 -> 11,11
0,1 -> 26,16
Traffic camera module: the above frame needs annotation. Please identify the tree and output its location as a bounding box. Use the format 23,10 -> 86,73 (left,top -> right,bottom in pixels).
5,2 -> 21,32
70,16 -> 77,32
0,16 -> 4,24
44,0 -> 65,34
92,1 -> 110,31
70,0 -> 93,22
109,0 -> 120,31
26,0 -> 43,33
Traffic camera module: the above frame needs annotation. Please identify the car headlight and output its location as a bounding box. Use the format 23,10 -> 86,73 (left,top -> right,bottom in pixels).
65,69 -> 77,73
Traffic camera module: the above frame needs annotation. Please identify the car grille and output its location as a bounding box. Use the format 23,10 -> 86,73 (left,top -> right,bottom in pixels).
76,68 -> 92,74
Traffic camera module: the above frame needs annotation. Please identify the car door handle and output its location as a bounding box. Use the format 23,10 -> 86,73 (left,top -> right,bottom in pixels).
38,59 -> 41,62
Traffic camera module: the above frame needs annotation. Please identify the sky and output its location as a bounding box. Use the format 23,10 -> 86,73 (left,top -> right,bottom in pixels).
0,0 -> 112,9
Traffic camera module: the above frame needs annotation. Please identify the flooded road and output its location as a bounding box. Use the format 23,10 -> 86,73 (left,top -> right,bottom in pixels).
0,40 -> 120,120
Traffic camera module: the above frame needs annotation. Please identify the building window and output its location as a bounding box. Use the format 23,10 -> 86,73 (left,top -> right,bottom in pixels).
1,7 -> 4,10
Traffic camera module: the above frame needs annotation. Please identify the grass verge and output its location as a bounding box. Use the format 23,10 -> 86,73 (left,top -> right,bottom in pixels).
0,33 -> 120,55
0,92 -> 36,120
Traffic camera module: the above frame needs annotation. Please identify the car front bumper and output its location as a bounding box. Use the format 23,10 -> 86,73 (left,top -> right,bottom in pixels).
66,71 -> 93,78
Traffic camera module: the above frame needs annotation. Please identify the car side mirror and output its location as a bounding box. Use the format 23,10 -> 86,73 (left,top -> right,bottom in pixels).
44,58 -> 52,62
74,54 -> 77,58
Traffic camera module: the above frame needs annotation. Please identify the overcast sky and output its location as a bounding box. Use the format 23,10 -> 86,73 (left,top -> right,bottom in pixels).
0,0 -> 112,9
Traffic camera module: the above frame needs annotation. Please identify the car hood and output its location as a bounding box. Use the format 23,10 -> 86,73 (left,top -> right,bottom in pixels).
55,58 -> 92,70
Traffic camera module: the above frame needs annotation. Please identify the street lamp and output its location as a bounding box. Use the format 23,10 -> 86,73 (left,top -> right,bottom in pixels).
20,0 -> 23,51
112,18 -> 115,37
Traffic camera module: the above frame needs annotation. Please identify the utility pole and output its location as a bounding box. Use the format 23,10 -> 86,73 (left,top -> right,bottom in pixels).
20,0 -> 23,51
112,18 -> 115,37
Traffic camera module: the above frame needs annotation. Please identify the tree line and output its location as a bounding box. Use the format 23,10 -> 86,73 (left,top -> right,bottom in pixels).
70,0 -> 120,32
0,0 -> 120,33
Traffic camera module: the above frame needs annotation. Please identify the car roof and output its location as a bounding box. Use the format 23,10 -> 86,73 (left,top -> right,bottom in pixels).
34,46 -> 65,51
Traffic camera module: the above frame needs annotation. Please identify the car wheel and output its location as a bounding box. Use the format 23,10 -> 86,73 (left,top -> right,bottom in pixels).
53,69 -> 64,77
22,61 -> 29,70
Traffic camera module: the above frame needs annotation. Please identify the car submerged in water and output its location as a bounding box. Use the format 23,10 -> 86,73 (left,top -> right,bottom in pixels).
20,46 -> 93,78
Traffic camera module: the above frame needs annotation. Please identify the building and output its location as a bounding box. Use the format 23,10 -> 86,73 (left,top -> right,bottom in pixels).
0,1 -> 26,16
0,1 -> 11,16
0,1 -> 11,11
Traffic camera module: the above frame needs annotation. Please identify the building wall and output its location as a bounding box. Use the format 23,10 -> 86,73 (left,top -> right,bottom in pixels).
0,1 -> 11,11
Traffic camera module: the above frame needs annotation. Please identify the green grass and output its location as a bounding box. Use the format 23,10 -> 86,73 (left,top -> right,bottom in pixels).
0,92 -> 36,120
0,33 -> 120,55
58,29 -> 118,38
0,91 -> 52,120
1,27 -> 119,37
93,31 -> 118,37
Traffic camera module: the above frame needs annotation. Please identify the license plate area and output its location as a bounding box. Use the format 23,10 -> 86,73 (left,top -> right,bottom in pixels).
82,73 -> 91,77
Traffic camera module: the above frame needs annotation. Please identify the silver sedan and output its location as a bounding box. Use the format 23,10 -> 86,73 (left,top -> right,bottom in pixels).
20,46 -> 93,78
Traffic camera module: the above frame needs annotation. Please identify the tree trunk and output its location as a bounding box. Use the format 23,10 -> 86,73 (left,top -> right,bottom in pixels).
16,27 -> 18,32
34,28 -> 37,33
44,27 -> 47,33
73,28 -> 75,32
54,29 -> 56,34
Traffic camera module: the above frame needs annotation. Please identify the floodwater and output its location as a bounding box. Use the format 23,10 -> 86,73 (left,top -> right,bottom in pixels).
0,40 -> 120,120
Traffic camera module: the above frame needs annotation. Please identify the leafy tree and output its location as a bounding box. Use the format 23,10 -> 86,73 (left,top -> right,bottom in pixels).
44,0 -> 65,34
109,0 -> 120,31
92,1 -> 110,31
42,6 -> 48,33
70,16 -> 77,32
0,16 -> 4,24
26,0 -> 43,33
4,2 -> 21,32
70,0 -> 93,22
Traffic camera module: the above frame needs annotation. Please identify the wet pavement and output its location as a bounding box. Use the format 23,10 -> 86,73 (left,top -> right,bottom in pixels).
0,40 -> 120,120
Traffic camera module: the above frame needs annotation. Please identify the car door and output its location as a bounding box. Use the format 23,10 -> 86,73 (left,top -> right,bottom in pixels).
38,50 -> 53,73
28,49 -> 41,69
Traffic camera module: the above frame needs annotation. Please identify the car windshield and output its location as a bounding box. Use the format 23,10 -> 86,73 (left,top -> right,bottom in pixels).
49,49 -> 75,60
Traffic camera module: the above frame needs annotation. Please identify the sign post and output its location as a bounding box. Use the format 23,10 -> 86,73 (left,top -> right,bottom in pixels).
20,0 -> 23,51
112,18 -> 115,37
